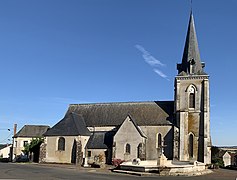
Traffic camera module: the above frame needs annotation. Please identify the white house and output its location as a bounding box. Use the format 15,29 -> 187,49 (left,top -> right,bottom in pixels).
0,144 -> 12,159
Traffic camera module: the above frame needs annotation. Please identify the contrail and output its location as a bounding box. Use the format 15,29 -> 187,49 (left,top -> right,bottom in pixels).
153,69 -> 170,81
135,44 -> 169,81
135,44 -> 165,67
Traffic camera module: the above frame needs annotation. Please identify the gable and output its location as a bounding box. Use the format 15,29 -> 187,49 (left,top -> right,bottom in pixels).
114,116 -> 146,140
223,152 -> 231,158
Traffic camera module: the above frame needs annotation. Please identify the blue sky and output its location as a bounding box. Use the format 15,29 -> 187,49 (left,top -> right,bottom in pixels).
0,0 -> 237,146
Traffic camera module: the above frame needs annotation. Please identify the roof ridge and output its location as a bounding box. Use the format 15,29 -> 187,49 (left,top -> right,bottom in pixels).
23,125 -> 50,127
69,100 -> 174,106
14,125 -> 49,138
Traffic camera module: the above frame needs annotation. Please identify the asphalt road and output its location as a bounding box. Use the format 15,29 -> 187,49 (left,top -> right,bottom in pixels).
0,163 -> 236,180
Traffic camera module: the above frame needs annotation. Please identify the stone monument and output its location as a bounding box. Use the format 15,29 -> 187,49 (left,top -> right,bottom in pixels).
157,142 -> 168,166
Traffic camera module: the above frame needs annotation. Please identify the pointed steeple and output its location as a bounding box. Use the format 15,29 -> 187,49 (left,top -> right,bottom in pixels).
177,12 -> 205,75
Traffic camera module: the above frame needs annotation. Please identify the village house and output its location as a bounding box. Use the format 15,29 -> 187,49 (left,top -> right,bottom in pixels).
222,152 -> 237,167
41,12 -> 211,166
220,148 -> 237,167
0,144 -> 12,160
12,125 -> 49,162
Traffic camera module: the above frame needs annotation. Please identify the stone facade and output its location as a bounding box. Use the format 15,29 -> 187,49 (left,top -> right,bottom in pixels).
174,77 -> 211,164
42,12 -> 211,166
113,116 -> 146,161
43,136 -> 89,164
140,125 -> 173,160
174,13 -> 211,164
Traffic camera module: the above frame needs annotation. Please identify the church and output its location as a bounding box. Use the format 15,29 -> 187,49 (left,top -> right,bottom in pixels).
41,12 -> 211,166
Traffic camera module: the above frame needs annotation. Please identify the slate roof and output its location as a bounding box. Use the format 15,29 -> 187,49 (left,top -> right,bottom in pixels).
0,144 -> 8,150
44,112 -> 91,136
86,131 -> 115,149
177,12 -> 206,75
13,125 -> 50,138
66,101 -> 174,127
44,101 -> 174,137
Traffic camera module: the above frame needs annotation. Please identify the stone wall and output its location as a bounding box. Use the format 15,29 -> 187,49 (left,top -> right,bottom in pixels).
39,143 -> 46,163
175,77 -> 211,164
140,125 -> 173,160
44,136 -> 89,164
76,140 -> 83,165
113,116 -> 145,161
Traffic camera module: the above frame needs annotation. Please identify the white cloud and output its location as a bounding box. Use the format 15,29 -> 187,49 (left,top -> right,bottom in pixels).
153,69 -> 170,81
142,54 -> 165,67
135,44 -> 169,81
135,44 -> 165,67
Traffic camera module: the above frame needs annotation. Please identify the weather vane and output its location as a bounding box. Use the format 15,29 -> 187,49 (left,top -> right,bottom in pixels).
190,0 -> 193,12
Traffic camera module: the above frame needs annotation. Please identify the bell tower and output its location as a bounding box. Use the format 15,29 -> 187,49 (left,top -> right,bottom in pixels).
174,12 -> 211,164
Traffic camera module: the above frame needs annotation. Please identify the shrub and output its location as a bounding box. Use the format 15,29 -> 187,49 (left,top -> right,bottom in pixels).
112,158 -> 125,167
212,157 -> 224,168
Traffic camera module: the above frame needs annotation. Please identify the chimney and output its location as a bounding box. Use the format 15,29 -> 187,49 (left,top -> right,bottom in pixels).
13,124 -> 17,136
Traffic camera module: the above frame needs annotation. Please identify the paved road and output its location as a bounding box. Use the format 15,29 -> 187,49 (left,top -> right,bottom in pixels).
0,163 -> 236,180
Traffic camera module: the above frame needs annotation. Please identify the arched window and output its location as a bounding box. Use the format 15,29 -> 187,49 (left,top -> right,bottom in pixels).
125,143 -> 131,154
189,134 -> 194,158
188,86 -> 195,109
189,93 -> 195,108
58,137 -> 65,151
158,133 -> 162,148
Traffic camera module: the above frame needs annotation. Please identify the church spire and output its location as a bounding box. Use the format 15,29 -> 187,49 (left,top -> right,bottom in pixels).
177,12 -> 205,75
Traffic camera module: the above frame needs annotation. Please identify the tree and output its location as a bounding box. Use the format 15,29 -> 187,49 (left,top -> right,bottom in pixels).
22,138 -> 44,161
211,146 -> 224,167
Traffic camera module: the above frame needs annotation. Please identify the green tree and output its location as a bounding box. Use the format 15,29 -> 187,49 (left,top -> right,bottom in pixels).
211,146 -> 224,167
22,138 -> 44,156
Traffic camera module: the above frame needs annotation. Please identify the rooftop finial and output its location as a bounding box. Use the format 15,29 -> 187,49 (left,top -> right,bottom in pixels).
190,0 -> 193,13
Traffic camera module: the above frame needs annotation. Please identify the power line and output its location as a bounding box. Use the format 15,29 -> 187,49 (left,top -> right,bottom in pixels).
0,132 -> 13,144
0,128 -> 11,131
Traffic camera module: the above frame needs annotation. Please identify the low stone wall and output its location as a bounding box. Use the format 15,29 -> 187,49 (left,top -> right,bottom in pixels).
119,160 -> 210,176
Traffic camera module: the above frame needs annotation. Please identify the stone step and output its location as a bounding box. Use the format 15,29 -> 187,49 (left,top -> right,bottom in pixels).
112,169 -> 156,176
